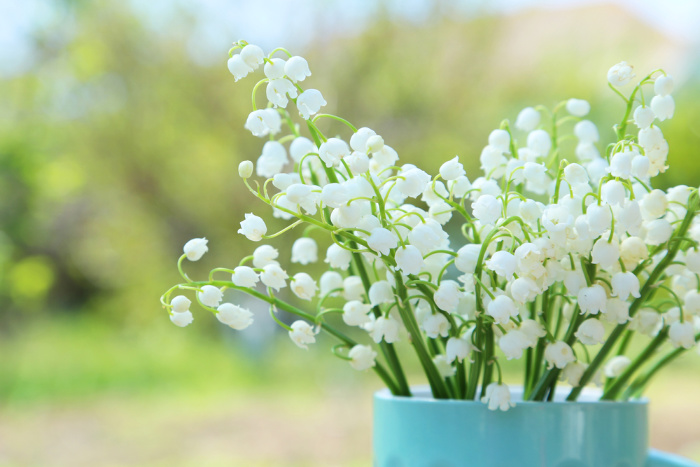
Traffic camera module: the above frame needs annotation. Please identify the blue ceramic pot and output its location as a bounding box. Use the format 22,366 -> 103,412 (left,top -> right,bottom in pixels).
374,387 -> 698,467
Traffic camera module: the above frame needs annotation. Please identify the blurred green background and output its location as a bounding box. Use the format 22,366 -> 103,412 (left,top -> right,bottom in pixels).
2,1 -> 700,465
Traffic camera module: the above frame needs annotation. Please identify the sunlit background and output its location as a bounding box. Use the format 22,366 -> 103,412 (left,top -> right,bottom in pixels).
2,1 -> 700,465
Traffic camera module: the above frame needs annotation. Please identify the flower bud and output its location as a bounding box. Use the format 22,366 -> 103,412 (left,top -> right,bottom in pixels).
566,98 -> 590,117
238,160 -> 254,178
515,107 -> 540,132
183,237 -> 209,261
654,75 -> 674,96
171,295 -> 191,313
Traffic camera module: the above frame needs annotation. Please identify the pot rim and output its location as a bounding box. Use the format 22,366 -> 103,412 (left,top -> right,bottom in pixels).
375,385 -> 648,405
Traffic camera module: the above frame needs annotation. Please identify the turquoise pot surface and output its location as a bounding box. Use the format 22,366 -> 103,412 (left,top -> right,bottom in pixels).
373,387 -> 698,467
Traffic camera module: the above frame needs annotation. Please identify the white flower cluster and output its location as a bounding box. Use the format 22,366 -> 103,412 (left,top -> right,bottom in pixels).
161,46 -> 699,410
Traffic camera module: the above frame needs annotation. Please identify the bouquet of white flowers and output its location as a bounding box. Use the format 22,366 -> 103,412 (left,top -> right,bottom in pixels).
161,41 -> 698,410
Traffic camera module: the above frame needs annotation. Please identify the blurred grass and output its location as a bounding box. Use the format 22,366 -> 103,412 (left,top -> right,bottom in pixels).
1,317 -> 699,465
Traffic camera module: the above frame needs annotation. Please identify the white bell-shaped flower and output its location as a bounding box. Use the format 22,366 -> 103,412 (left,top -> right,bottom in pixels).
607,61 -> 635,86
575,318 -> 606,345
232,266 -> 260,288
289,137 -> 316,163
591,237 -> 620,270
198,285 -> 224,308
487,295 -> 517,325
604,355 -> 631,378
253,245 -> 279,268
266,78 -> 297,108
601,180 -> 626,206
434,280 -> 462,312
343,276 -> 365,301
510,277 -> 539,304
611,272 -> 641,300
348,345 -> 377,371
296,89 -> 326,120
527,129 -> 552,157
284,56 -> 311,82
499,329 -> 530,360
633,105 -> 655,129
520,319 -> 546,347
291,237 -> 318,265
342,301 -> 372,326
256,141 -> 288,178
515,107 -> 540,132
439,156 -> 466,180
654,75 -> 674,96
240,44 -> 264,69
238,213 -> 267,241
395,245 -> 424,275
345,151 -> 370,175
368,315 -> 400,343
422,313 -> 450,339
291,272 -> 317,300
669,321 -> 695,349
183,238 -> 208,261
350,127 -> 376,152
574,120 -> 599,143
245,108 -> 281,137
472,194 -> 503,225
216,303 -> 254,330
260,264 -> 288,291
367,227 -> 399,256
445,329 -> 475,363
325,244 -> 352,270
320,271 -> 343,297
170,310 -> 194,327
560,361 -> 587,386
369,281 -> 394,306
396,167 -> 431,198
264,58 -> 286,79
289,320 -> 316,349
408,220 -> 448,255
455,244 -> 482,274
318,138 -> 350,168
577,284 -> 607,315
645,219 -> 673,245
544,341 -> 576,369
481,383 -> 515,412
485,251 -> 517,281
651,95 -> 675,121
227,54 -> 253,81
603,298 -> 630,324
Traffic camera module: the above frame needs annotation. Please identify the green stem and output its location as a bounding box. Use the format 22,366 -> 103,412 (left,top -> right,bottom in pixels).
601,327 -> 668,400
350,243 -> 410,396
188,280 -> 400,394
393,271 -> 450,399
